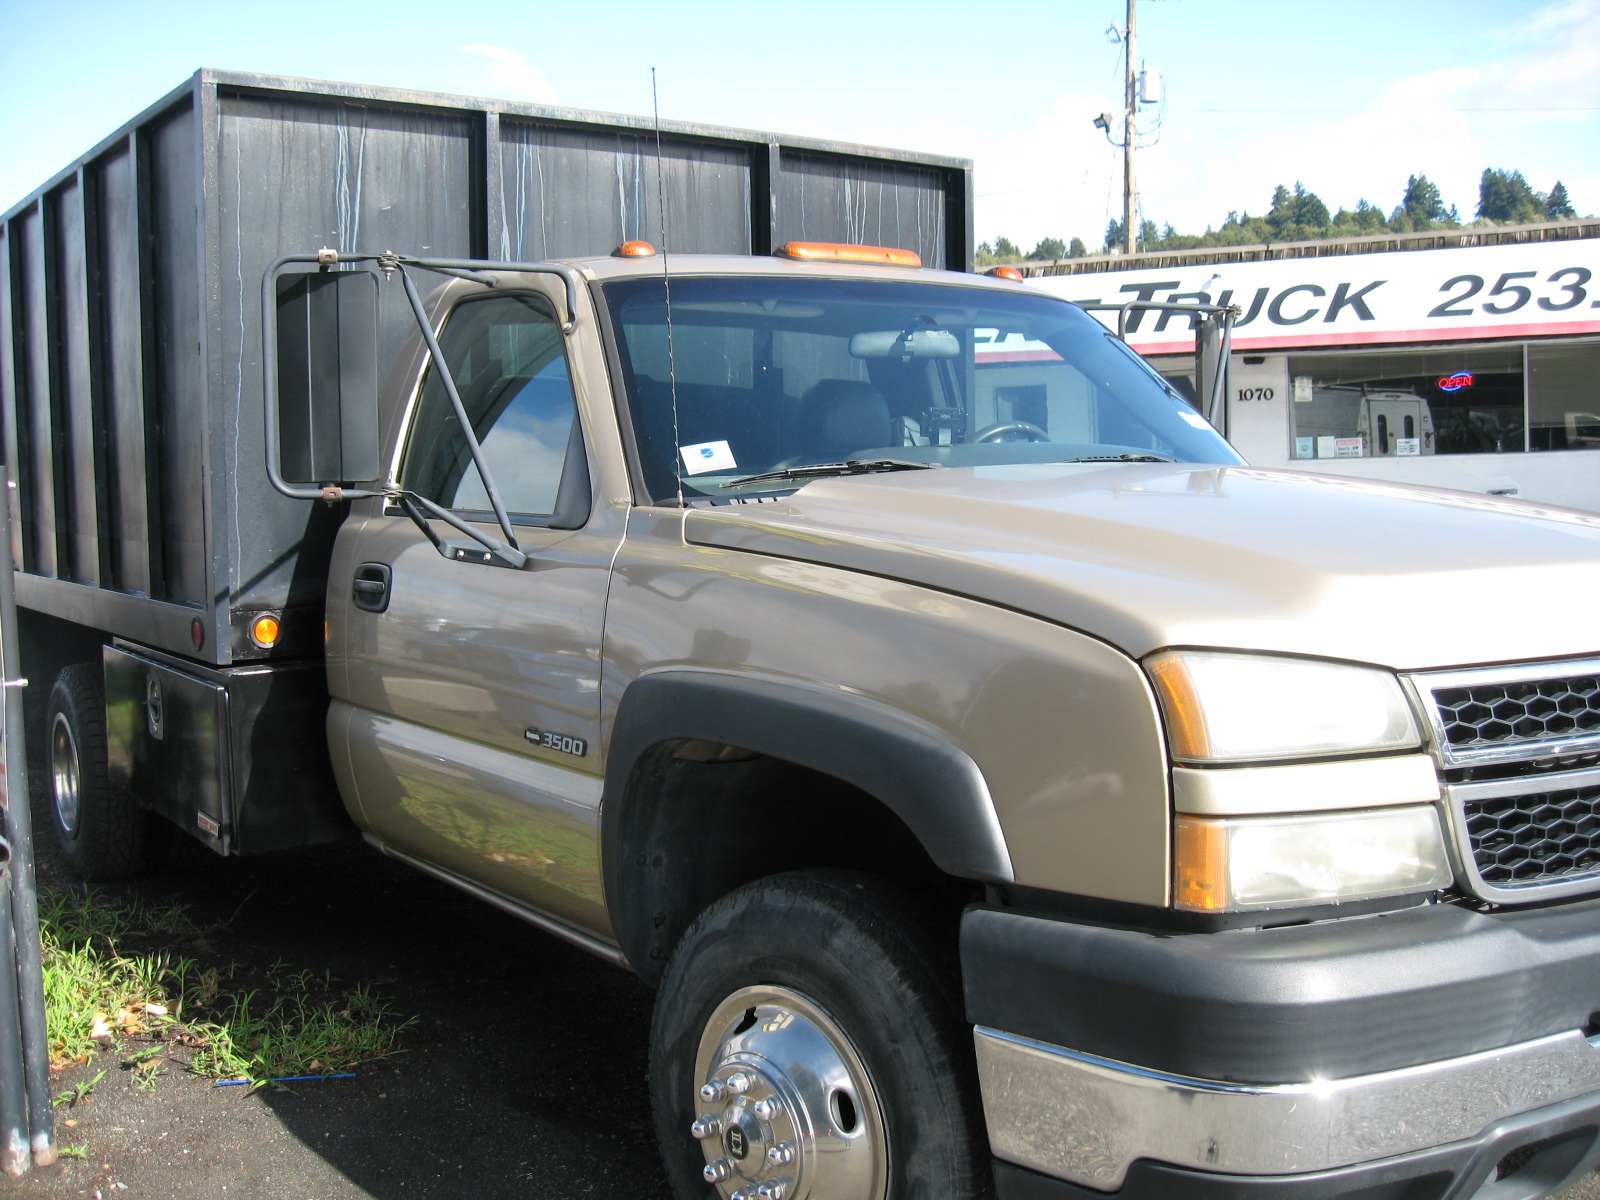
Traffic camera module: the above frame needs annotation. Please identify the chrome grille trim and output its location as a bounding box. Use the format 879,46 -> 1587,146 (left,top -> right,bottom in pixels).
1409,658 -> 1600,770
1443,767 -> 1600,904
1409,660 -> 1600,904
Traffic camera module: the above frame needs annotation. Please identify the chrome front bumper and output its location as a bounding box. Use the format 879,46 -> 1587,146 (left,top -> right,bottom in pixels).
975,1024 -> 1600,1191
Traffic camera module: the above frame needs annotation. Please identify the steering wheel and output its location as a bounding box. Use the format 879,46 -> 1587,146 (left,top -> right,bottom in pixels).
974,421 -> 1050,443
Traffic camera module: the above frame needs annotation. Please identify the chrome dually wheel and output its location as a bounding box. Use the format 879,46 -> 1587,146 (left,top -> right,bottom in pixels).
47,664 -> 148,879
50,710 -> 83,837
692,985 -> 887,1200
651,871 -> 988,1200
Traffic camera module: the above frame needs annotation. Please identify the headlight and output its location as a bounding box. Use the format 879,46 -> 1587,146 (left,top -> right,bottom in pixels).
1146,650 -> 1421,764
1174,806 -> 1451,912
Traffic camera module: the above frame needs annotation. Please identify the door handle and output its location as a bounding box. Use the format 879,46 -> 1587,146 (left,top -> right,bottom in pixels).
353,563 -> 392,613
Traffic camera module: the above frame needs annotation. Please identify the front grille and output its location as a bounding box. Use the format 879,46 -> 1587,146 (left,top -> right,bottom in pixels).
1434,672 -> 1600,751
1411,659 -> 1600,903
1464,784 -> 1600,886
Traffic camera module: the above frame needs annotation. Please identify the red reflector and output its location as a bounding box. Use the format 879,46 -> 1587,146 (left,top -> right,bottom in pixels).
985,266 -> 1025,281
777,242 -> 922,267
614,240 -> 658,257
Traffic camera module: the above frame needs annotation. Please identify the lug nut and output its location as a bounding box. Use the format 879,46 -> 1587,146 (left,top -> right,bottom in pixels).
701,1080 -> 728,1103
766,1141 -> 795,1166
757,1179 -> 792,1200
752,1098 -> 779,1121
691,1115 -> 723,1140
703,1158 -> 733,1183
726,1071 -> 755,1095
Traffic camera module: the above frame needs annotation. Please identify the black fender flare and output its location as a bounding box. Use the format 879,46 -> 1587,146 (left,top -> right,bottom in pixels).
601,671 -> 1014,974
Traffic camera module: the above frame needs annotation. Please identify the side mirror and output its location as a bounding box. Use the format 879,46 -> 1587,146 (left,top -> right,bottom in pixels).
1196,311 -> 1231,435
272,270 -> 381,487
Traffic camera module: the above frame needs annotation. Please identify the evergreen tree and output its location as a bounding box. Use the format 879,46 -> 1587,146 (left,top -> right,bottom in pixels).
1398,174 -> 1449,227
993,236 -> 1021,259
1477,169 -> 1542,223
1293,183 -> 1330,231
1138,219 -> 1160,250
1067,236 -> 1088,258
1548,181 -> 1576,219
1103,218 -> 1123,252
1334,199 -> 1388,234
1265,183 -> 1330,239
1027,236 -> 1067,261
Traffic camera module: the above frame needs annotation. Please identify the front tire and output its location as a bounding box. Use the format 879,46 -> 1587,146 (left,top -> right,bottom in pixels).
650,871 -> 990,1200
48,664 -> 148,880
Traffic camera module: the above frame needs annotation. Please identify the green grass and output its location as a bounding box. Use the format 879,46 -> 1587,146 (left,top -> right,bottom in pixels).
39,887 -> 415,1088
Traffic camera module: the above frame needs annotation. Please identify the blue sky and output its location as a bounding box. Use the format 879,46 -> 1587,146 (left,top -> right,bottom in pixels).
3,0 -> 1596,250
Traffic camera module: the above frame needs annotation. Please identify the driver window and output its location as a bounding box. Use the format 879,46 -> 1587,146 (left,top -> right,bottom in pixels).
402,294 -> 578,518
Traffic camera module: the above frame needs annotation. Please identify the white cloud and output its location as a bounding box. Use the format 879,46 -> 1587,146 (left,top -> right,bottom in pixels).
457,44 -> 558,105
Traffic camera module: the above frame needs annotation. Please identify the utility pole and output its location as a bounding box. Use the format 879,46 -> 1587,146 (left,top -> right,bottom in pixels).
1123,0 -> 1138,256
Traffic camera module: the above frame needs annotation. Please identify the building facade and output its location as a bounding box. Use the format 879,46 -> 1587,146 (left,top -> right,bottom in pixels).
1021,224 -> 1600,511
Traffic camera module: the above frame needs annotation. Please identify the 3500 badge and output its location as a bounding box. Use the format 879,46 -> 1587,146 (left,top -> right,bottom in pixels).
524,728 -> 588,757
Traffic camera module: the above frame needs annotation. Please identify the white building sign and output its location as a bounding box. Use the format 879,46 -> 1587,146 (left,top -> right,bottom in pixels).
1031,240 -> 1600,353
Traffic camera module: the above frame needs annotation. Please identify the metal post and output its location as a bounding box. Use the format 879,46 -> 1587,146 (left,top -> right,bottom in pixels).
1123,0 -> 1138,256
0,834 -> 27,1176
0,474 -> 52,1171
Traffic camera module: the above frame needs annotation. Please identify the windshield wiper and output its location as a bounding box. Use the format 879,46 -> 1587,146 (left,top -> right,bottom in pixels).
1060,453 -> 1176,463
721,459 -> 939,489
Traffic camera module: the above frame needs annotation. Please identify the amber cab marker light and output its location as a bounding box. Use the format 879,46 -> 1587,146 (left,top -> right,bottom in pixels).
613,240 -> 658,257
776,242 -> 922,268
250,615 -> 282,649
985,266 -> 1025,281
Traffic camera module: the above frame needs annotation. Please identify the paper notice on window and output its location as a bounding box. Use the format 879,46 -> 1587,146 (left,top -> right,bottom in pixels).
1395,438 -> 1421,456
680,440 -> 738,475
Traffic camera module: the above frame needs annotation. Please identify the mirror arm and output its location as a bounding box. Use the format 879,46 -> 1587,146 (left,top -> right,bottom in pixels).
395,264 -> 522,554
395,492 -> 446,554
392,489 -> 529,570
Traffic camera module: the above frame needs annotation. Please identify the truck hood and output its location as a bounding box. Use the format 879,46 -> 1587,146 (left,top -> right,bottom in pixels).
683,463 -> 1600,671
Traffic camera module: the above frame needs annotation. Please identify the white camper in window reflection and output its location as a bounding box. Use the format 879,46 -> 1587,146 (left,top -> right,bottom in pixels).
1293,386 -> 1437,460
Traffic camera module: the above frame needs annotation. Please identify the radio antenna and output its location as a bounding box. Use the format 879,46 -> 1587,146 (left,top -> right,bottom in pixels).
651,68 -> 685,509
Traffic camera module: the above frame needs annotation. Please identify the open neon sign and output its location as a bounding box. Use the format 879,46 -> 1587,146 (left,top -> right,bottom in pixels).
1438,372 -> 1474,392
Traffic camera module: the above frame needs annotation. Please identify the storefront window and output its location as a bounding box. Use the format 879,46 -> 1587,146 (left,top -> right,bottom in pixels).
1287,347 -> 1525,459
1529,342 -> 1600,451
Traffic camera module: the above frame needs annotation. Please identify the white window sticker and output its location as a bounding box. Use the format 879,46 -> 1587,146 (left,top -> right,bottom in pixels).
679,440 -> 738,475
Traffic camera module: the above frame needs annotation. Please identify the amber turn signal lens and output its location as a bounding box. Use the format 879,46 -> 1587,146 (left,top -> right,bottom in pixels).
250,615 -> 281,649
776,242 -> 922,267
1145,654 -> 1211,760
985,266 -> 1025,281
1173,816 -> 1230,912
613,240 -> 658,257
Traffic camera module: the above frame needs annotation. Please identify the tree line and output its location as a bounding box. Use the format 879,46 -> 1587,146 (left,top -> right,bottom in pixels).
976,169 -> 1583,265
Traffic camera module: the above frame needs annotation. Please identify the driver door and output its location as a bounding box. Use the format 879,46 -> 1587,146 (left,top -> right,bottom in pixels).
329,282 -> 621,937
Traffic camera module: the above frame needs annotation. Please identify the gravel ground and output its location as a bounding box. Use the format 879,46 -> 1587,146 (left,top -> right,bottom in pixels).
6,775 -> 1600,1200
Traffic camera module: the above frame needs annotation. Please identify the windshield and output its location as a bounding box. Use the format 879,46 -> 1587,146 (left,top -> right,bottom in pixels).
602,275 -> 1242,503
